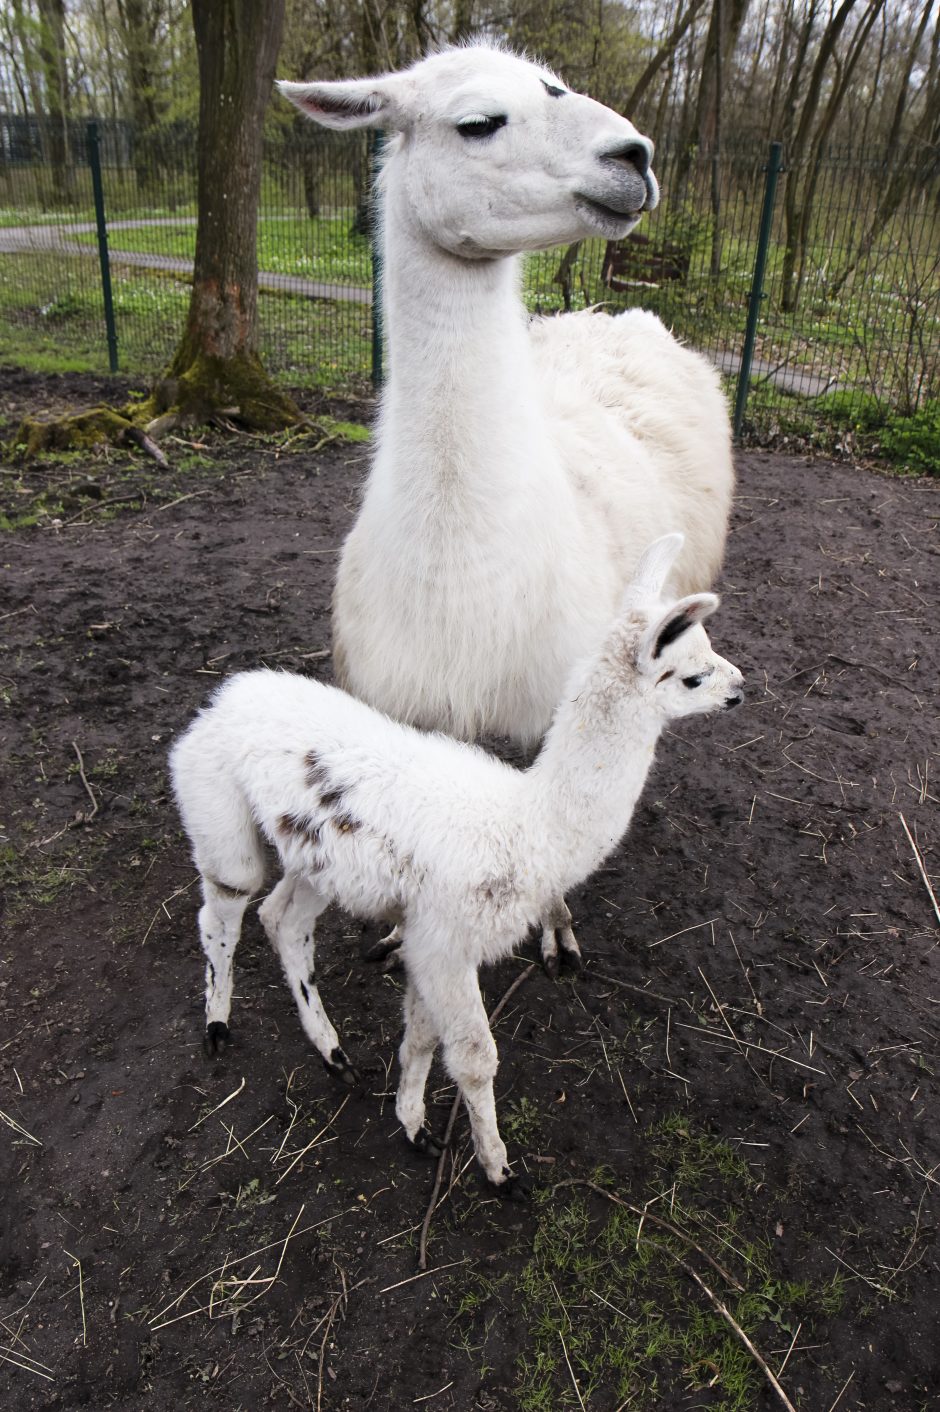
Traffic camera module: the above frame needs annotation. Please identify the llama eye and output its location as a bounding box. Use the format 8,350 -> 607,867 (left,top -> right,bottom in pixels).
457,114 -> 508,139
681,674 -> 703,688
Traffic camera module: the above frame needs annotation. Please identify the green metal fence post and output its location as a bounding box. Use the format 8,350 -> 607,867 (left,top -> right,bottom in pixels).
369,130 -> 385,389
87,120 -> 119,374
732,141 -> 783,441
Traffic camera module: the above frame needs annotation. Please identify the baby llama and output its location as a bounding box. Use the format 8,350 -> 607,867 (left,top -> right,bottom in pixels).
170,534 -> 743,1194
279,43 -> 735,970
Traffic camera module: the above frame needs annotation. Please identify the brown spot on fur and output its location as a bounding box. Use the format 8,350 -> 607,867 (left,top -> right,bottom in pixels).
657,669 -> 675,684
305,750 -> 345,810
332,811 -> 360,834
304,750 -> 330,790
278,812 -> 321,845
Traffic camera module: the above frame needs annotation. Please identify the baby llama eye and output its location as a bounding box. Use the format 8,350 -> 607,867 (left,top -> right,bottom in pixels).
681,674 -> 703,688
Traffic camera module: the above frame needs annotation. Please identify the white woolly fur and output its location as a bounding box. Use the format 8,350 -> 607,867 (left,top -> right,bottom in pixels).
170,535 -> 744,1192
279,43 -> 734,748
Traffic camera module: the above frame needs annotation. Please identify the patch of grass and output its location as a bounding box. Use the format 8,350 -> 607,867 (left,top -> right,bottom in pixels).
0,409 -> 370,531
0,842 -> 88,916
815,388 -> 888,431
502,1096 -> 544,1146
879,400 -> 940,474
0,251 -> 373,390
441,1117 -> 843,1410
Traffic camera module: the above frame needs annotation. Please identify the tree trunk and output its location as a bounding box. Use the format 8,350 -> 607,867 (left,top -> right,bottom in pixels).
161,0 -> 299,430
624,0 -> 708,120
675,0 -> 750,183
780,0 -> 880,312
116,0 -> 167,195
36,0 -> 70,203
828,4 -> 940,297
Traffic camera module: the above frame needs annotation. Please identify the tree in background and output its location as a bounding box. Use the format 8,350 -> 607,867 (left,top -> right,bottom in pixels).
11,0 -> 299,452
2,0 -> 938,450
779,0 -> 886,311
3,1 -> 937,162
151,0 -> 299,430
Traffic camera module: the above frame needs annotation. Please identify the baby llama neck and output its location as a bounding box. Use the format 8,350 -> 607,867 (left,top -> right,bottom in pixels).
525,659 -> 664,892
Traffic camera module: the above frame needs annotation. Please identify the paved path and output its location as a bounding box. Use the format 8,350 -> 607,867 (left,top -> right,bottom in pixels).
712,348 -> 838,399
0,218 -> 373,306
1,219 -> 839,391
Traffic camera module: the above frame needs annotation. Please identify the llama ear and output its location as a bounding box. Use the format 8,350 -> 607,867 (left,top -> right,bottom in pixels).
278,76 -> 406,131
641,592 -> 720,666
628,532 -> 685,601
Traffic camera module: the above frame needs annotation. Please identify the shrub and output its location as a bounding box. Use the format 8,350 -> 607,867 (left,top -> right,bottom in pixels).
879,401 -> 940,474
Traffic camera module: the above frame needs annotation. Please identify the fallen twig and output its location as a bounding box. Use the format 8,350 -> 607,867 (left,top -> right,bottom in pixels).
124,422 -> 169,468
274,1092 -> 350,1184
898,813 -> 940,929
0,1347 -> 55,1381
0,1107 -> 42,1145
188,1076 -> 245,1131
63,1251 -> 86,1346
71,741 -> 99,822
149,1206 -> 354,1329
643,1237 -> 798,1412
551,1179 -> 742,1291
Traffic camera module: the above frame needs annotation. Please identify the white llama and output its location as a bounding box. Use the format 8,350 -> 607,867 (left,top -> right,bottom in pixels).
170,535 -> 744,1194
280,44 -> 734,970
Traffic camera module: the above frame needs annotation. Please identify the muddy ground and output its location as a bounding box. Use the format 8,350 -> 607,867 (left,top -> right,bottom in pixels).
0,367 -> 938,1412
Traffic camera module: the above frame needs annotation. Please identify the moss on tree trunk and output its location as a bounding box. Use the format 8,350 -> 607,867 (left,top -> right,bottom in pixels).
147,348 -> 300,433
14,406 -> 143,458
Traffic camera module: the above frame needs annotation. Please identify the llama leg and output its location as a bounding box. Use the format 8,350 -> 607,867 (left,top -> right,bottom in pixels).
198,878 -> 254,1056
540,896 -> 582,979
395,980 -> 442,1157
419,967 -> 525,1198
361,922 -> 405,965
259,874 -> 359,1085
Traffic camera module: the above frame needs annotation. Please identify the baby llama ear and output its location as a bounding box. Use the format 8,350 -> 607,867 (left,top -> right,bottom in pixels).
277,75 -> 406,131
628,532 -> 685,602
641,592 -> 720,667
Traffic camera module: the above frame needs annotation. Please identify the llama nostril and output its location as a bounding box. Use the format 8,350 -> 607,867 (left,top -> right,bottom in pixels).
602,140 -> 651,177
723,693 -> 744,710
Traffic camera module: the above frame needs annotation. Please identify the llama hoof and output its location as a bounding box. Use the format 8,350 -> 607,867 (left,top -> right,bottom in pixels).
487,1169 -> 533,1203
406,1125 -> 443,1159
542,950 -> 561,981
361,931 -> 404,963
323,1046 -> 359,1086
560,946 -> 582,975
204,1021 -> 230,1057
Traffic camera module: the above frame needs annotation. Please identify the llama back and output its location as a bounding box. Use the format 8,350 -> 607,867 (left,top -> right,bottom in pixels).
170,669 -> 532,915
529,309 -> 733,595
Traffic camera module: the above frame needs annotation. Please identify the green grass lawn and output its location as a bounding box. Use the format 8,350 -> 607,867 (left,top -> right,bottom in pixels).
2,182 -> 937,442
66,212 -> 374,287
0,251 -> 372,389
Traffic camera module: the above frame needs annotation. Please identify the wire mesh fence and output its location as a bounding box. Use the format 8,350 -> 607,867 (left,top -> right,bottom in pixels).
1,113 -> 938,443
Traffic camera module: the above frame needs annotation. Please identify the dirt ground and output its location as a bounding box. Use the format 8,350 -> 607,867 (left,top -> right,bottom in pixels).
1,367 -> 938,1412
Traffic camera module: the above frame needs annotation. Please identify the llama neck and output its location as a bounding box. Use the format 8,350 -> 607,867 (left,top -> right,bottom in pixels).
523,666 -> 664,894
377,179 -> 552,500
